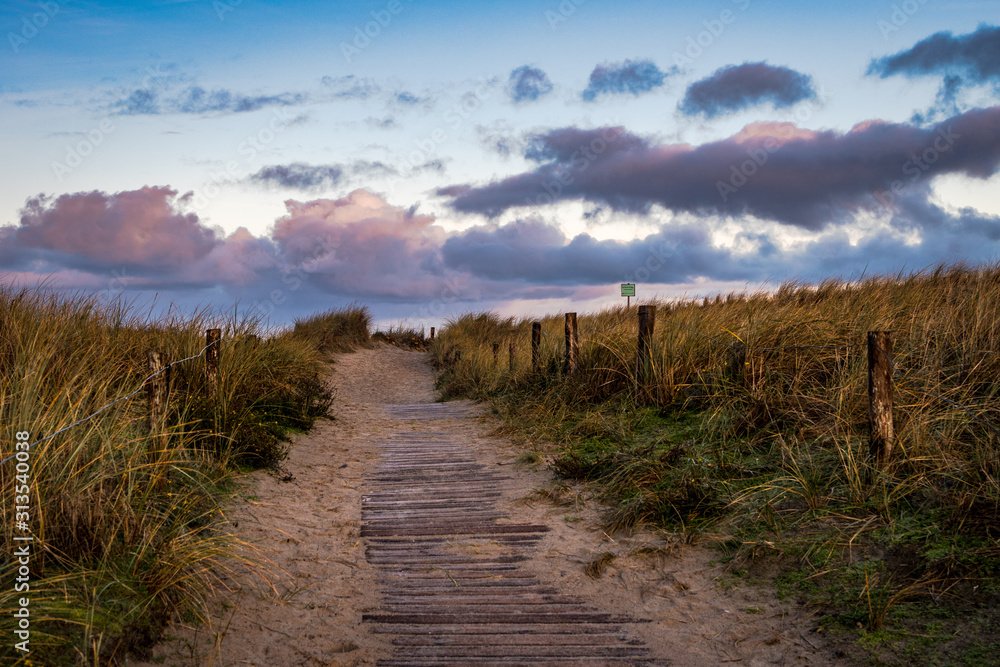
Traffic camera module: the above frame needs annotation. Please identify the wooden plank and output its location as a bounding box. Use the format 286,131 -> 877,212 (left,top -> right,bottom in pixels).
363,612 -> 625,624
363,403 -> 656,665
391,633 -> 639,646
370,623 -> 631,635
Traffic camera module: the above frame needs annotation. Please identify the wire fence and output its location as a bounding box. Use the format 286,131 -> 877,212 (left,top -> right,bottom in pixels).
0,336 -> 226,468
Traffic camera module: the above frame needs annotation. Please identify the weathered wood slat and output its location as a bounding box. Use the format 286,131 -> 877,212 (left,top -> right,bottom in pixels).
377,659 -> 659,667
392,633 -> 641,646
398,645 -> 649,658
370,623 -> 632,635
363,403 -> 661,666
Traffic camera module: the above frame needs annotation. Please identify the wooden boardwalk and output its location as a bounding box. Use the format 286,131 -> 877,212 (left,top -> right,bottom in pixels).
361,403 -> 666,666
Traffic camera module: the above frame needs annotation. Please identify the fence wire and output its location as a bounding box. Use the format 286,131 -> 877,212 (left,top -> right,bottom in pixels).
872,343 -> 1000,441
523,317 -> 997,440
1,337 -> 227,467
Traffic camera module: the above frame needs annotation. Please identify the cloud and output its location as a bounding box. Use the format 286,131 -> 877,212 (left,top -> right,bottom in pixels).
4,184 -> 1000,322
679,62 -> 817,118
0,187 -> 459,302
270,189 -> 452,299
476,121 -> 523,158
249,163 -> 344,191
366,116 -> 396,129
248,160 -> 406,191
581,59 -> 673,101
441,219 -> 748,285
0,187 -> 281,291
390,90 -> 433,109
2,187 -> 219,274
868,24 -> 1000,84
868,24 -> 1000,120
320,75 -> 381,100
440,106 -> 1000,230
507,65 -> 554,103
113,85 -> 307,115
351,160 -> 399,178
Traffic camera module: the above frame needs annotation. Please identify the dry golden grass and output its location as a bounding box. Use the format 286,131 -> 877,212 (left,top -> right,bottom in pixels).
432,262 -> 1000,653
0,289 -> 369,664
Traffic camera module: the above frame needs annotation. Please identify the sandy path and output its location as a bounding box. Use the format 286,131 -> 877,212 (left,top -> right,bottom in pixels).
136,345 -> 848,666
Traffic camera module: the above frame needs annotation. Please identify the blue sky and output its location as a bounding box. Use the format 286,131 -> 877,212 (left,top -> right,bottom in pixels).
2,0 -> 999,328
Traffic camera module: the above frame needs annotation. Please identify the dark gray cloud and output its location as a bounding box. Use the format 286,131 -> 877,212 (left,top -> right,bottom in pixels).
249,160 -> 406,191
582,59 -> 674,101
680,62 -> 817,118
869,24 -> 1000,120
439,202 -> 1000,290
249,163 -> 344,191
442,219 -> 751,285
440,106 -> 1000,230
868,24 -> 1000,84
507,65 -> 554,103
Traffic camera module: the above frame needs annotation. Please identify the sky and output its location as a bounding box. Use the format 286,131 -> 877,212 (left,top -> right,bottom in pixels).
2,0 -> 999,330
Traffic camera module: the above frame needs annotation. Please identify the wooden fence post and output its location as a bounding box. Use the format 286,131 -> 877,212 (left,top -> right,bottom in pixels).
493,342 -> 499,364
531,322 -> 541,372
147,351 -> 170,490
867,331 -> 894,467
430,327 -> 435,341
564,313 -> 578,374
508,341 -> 516,373
205,328 -> 220,399
728,343 -> 747,387
636,305 -> 656,399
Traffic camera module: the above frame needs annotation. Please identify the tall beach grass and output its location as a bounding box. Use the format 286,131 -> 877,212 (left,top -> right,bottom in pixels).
432,262 -> 1000,659
0,290 -> 370,664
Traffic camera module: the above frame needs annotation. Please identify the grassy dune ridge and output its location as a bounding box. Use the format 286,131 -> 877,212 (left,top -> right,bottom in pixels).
432,262 -> 1000,661
0,292 -> 371,664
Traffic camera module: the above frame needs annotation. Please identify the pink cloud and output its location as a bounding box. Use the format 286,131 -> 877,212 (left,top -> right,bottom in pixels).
14,186 -> 218,268
272,188 -> 452,298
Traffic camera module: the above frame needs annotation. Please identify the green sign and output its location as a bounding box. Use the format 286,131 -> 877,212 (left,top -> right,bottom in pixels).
621,283 -> 635,297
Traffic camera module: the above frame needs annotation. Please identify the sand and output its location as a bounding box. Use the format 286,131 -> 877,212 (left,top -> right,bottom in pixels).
133,345 -> 850,666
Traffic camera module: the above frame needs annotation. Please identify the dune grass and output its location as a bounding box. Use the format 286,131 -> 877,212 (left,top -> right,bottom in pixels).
372,324 -> 430,350
288,303 -> 373,356
431,262 -> 1000,663
0,291 -> 370,664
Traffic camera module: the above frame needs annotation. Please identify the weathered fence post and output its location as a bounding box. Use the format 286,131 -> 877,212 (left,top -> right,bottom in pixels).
531,322 -> 541,372
430,327 -> 435,341
867,331 -> 894,467
508,341 -> 516,373
564,313 -> 578,374
205,328 -> 221,399
147,351 -> 170,490
636,305 -> 656,400
493,342 -> 499,364
728,342 -> 747,387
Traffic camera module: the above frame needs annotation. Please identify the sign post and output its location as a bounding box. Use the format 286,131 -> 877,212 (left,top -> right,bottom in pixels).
621,283 -> 635,307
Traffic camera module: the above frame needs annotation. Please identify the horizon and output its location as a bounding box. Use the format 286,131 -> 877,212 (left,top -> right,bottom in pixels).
2,1 -> 999,328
